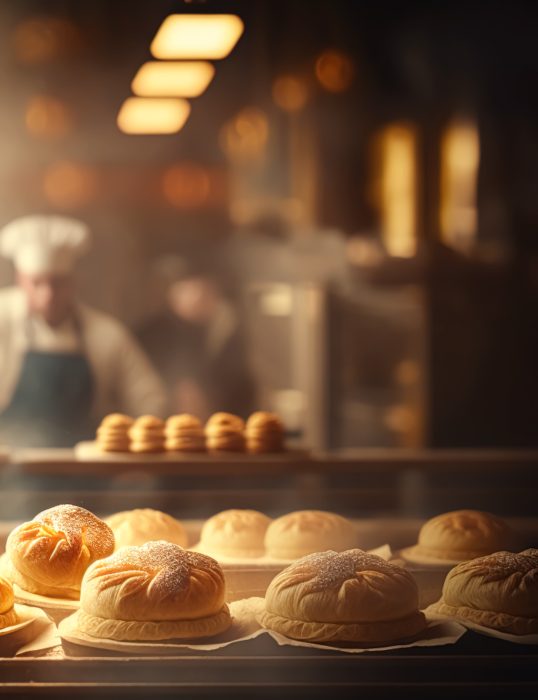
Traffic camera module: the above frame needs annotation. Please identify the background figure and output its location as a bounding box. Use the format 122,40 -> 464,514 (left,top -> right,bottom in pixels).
0,215 -> 167,447
137,258 -> 256,420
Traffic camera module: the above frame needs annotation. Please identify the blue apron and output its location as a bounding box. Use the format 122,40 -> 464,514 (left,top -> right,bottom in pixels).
0,316 -> 94,447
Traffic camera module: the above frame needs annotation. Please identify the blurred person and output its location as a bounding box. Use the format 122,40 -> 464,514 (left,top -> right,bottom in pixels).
137,258 -> 255,420
0,215 -> 167,447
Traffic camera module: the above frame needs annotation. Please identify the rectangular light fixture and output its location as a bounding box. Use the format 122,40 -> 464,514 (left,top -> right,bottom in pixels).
151,14 -> 244,59
131,61 -> 215,97
379,124 -> 417,257
117,97 -> 190,134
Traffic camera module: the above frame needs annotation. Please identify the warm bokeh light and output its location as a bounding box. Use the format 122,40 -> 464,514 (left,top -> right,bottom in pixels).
315,50 -> 354,93
378,124 -> 417,257
25,95 -> 73,139
219,107 -> 269,161
162,164 -> 211,208
272,76 -> 308,112
12,17 -> 83,64
42,161 -> 97,209
440,121 -> 480,252
117,97 -> 190,135
151,14 -> 244,60
131,61 -> 215,97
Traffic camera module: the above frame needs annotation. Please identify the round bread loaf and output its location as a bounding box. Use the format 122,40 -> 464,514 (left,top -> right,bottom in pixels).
105,509 -> 188,550
99,414 -> 134,429
77,541 -> 232,641
6,505 -> 114,599
200,509 -> 271,558
165,414 -> 203,435
205,412 -> 245,436
414,510 -> 514,561
0,575 -> 17,629
265,511 -> 356,560
435,548 -> 538,635
258,549 -> 426,643
245,411 -> 284,435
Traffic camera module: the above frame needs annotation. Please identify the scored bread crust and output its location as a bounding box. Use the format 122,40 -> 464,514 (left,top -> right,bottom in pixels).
434,601 -> 538,636
258,608 -> 426,643
415,510 -> 514,561
6,505 -> 114,598
0,608 -> 18,630
1,555 -> 80,598
265,511 -> 357,560
434,548 -> 538,634
76,605 -> 232,641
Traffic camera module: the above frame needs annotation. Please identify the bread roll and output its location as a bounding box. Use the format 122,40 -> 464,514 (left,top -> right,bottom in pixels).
199,509 -> 271,558
414,510 -> 514,561
5,505 -> 114,599
0,575 -> 17,630
258,549 -> 426,643
434,548 -> 538,635
77,541 -> 232,641
105,509 -> 188,550
265,511 -> 356,560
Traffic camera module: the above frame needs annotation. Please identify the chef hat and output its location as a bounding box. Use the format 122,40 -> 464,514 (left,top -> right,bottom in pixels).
0,215 -> 90,275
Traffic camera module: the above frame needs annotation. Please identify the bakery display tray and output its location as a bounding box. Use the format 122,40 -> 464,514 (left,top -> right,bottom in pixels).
1,632 -> 537,698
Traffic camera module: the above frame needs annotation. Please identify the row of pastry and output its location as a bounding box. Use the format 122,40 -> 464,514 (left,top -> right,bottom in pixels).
97,411 -> 284,454
0,504 -> 536,644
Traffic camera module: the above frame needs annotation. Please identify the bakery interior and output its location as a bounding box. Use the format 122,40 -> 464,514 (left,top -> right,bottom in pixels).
0,0 -> 537,696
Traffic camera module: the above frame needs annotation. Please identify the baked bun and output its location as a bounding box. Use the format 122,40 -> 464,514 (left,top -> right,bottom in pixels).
245,411 -> 284,454
5,505 -> 114,599
265,511 -> 356,560
96,414 -> 133,452
0,575 -> 17,630
200,510 -> 271,558
77,541 -> 232,641
413,510 -> 514,561
129,415 -> 165,453
165,414 -> 205,452
434,549 -> 538,635
205,413 -> 245,453
258,549 -> 426,643
105,509 -> 188,550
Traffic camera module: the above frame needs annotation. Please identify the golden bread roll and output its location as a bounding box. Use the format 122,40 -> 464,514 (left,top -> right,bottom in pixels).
77,541 -> 232,641
105,509 -> 188,550
258,549 -> 426,643
5,505 -> 114,599
265,511 -> 356,560
414,510 -> 514,561
245,411 -> 284,435
165,414 -> 203,435
205,412 -> 245,436
434,548 -> 538,635
131,415 -> 165,430
0,575 -> 17,629
200,509 -> 272,558
99,414 -> 134,429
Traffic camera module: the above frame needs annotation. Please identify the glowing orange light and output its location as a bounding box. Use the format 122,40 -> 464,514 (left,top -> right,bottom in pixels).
162,164 -> 211,208
132,61 -> 215,97
25,96 -> 72,138
219,107 -> 269,161
42,161 -> 97,209
440,121 -> 480,253
315,50 -> 354,93
378,124 -> 417,257
117,97 -> 190,134
272,76 -> 308,112
151,14 -> 244,60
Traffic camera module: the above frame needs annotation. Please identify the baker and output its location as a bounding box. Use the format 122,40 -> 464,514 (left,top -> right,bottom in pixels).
0,215 -> 167,447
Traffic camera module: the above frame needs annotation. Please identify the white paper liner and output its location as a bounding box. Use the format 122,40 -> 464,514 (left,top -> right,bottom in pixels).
425,603 -> 538,645
0,604 -> 61,657
75,441 -> 308,462
58,598 -> 267,655
398,546 -> 463,568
